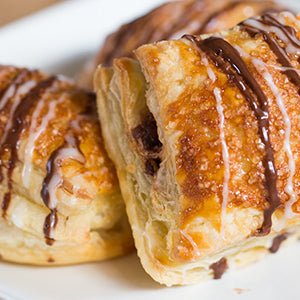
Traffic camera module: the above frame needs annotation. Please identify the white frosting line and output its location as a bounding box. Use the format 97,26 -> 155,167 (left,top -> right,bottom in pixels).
235,45 -> 297,220
47,134 -> 85,210
47,172 -> 62,210
0,79 -> 37,146
0,83 -> 16,110
268,65 -> 300,75
244,18 -> 300,55
203,57 -> 230,238
179,229 -> 201,258
277,12 -> 300,34
214,87 -> 230,236
22,96 -> 64,187
0,79 -> 36,111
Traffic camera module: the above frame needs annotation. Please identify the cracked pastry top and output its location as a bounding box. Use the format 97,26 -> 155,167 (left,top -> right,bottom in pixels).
78,0 -> 286,88
95,12 -> 300,285
0,66 -> 133,265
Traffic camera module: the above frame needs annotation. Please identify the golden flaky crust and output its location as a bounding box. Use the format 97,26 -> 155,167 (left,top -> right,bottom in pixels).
0,66 -> 133,265
78,0 -> 286,88
95,12 -> 300,285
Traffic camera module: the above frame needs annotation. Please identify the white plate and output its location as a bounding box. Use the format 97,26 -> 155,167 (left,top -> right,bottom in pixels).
0,0 -> 299,299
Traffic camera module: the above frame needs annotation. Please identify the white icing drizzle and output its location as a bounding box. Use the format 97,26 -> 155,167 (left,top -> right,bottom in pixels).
47,134 -> 85,210
0,79 -> 37,146
0,78 -> 36,110
214,87 -> 230,234
22,95 -> 65,187
179,229 -> 201,258
235,45 -> 297,219
0,68 -> 10,77
0,83 -> 16,110
238,61 -> 300,76
47,173 -> 61,210
203,57 -> 230,238
268,65 -> 300,75
243,17 -> 300,56
277,12 -> 300,35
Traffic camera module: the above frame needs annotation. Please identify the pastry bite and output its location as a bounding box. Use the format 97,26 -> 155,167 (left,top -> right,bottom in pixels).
95,12 -> 300,285
78,0 -> 286,88
0,65 -> 133,265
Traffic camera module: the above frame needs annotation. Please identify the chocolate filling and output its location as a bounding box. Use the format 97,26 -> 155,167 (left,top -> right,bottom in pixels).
132,113 -> 162,176
209,257 -> 228,279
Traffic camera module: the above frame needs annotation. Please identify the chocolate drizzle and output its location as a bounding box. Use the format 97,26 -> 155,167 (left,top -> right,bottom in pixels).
1,193 -> 11,216
0,70 -> 26,108
0,73 -> 56,216
269,233 -> 289,253
185,35 -> 281,235
240,14 -> 300,93
0,69 -> 30,184
0,71 -> 30,215
40,144 -> 62,245
209,257 -> 228,279
41,127 -> 84,245
41,145 -> 64,209
44,209 -> 58,246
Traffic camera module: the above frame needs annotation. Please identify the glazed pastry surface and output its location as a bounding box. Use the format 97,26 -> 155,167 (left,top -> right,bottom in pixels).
95,12 -> 300,285
79,0 -> 286,88
0,66 -> 133,265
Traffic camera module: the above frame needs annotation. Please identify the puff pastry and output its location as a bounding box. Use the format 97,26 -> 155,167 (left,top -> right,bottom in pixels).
78,0 -> 286,88
0,65 -> 133,265
95,12 -> 300,285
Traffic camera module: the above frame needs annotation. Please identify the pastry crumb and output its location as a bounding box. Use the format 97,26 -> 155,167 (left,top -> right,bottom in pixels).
234,288 -> 250,294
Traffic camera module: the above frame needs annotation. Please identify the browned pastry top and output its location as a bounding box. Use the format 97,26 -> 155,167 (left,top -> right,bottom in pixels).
134,12 -> 300,262
79,0 -> 286,88
98,0 -> 285,66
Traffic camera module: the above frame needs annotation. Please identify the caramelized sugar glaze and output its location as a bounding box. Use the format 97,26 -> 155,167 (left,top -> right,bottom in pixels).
184,34 -> 280,236
175,12 -> 300,257
0,66 -> 121,248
